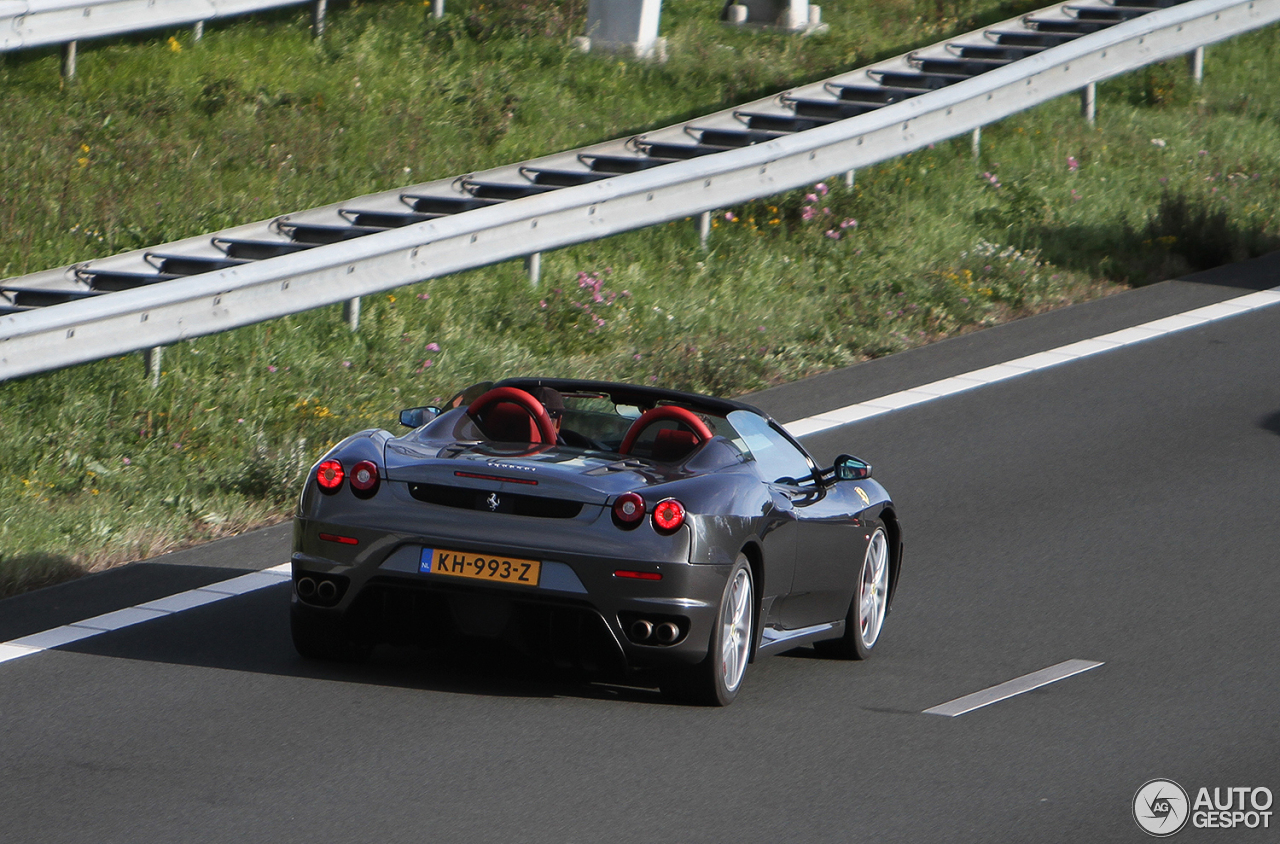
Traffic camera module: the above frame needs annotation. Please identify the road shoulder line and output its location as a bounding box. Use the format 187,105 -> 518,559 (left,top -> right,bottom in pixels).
783,285 -> 1280,438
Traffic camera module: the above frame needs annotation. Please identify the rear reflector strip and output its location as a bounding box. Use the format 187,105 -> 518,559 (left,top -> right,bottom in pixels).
614,570 -> 662,581
319,533 -> 359,545
454,471 -> 538,485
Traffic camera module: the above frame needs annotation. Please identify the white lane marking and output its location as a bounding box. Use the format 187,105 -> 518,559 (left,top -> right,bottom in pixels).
72,607 -> 169,632
0,563 -> 292,665
783,286 -> 1280,438
3,287 -> 1279,668
923,659 -> 1104,717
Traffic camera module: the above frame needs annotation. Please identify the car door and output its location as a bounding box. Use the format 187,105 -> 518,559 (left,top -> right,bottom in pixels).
781,478 -> 866,629
726,412 -> 821,630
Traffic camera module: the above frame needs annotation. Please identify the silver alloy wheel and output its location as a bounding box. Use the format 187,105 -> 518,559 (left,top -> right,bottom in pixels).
858,529 -> 889,649
720,566 -> 753,693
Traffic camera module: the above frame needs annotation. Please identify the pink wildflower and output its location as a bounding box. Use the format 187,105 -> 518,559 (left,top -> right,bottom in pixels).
840,218 -> 858,229
1067,156 -> 1079,172
426,342 -> 440,352
825,230 -> 840,240
815,183 -> 829,196
801,207 -> 816,221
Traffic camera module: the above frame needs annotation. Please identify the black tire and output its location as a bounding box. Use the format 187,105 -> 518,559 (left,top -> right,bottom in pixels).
663,554 -> 755,706
815,522 -> 890,661
290,602 -> 371,662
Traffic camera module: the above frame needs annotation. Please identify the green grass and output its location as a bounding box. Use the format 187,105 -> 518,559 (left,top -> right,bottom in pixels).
2,0 -> 1279,597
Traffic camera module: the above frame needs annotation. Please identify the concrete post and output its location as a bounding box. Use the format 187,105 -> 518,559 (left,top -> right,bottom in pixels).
584,0 -> 663,58
1191,46 -> 1204,84
699,211 -> 712,250
433,0 -> 444,19
971,127 -> 981,160
525,252 -> 542,286
725,1 -> 820,31
844,169 -> 855,189
193,20 -> 203,41
343,297 -> 361,331
786,0 -> 808,30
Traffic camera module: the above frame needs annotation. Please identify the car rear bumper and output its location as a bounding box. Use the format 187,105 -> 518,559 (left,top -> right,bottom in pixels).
291,516 -> 731,674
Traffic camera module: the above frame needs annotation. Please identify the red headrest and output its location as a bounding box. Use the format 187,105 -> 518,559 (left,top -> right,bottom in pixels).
479,401 -> 538,442
652,428 -> 699,462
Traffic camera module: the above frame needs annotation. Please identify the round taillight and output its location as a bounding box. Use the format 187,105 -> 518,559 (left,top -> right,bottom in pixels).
350,460 -> 380,493
316,459 -> 344,492
652,498 -> 685,532
613,492 -> 645,526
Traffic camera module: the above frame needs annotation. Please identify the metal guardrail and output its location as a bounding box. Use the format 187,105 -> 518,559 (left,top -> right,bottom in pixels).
0,0 -> 317,52
3,0 -> 1278,381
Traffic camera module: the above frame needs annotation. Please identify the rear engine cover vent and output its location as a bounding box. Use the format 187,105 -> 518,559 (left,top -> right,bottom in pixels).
408,482 -> 583,519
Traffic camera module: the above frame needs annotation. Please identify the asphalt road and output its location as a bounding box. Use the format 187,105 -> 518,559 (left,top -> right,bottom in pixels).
3,254 -> 1278,843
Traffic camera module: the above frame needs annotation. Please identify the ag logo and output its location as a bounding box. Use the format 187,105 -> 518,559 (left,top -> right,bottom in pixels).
1134,779 -> 1190,837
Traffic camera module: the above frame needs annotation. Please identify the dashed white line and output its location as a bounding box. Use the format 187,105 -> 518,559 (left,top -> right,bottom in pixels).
2,285 -> 1279,669
923,659 -> 1104,716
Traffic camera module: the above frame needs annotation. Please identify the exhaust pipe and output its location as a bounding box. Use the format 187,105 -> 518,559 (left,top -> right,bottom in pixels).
316,580 -> 339,603
655,622 -> 681,645
296,577 -> 317,599
630,619 -> 654,642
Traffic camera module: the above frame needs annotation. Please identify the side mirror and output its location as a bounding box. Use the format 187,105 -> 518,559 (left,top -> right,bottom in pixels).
833,454 -> 872,481
399,406 -> 441,428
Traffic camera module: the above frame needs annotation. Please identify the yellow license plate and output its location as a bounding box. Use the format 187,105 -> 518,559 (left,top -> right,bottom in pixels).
419,547 -> 541,587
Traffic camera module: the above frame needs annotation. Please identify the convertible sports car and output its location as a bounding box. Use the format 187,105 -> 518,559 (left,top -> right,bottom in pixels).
291,377 -> 902,705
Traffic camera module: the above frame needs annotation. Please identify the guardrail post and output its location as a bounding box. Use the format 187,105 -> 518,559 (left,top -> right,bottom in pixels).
699,211 -> 711,250
313,0 -> 327,38
1081,81 -> 1096,125
433,0 -> 445,19
525,252 -> 541,286
1191,46 -> 1205,84
844,169 -> 855,189
144,347 -> 162,387
61,41 -> 77,79
193,20 -> 204,41
971,127 -> 981,160
343,297 -> 360,330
